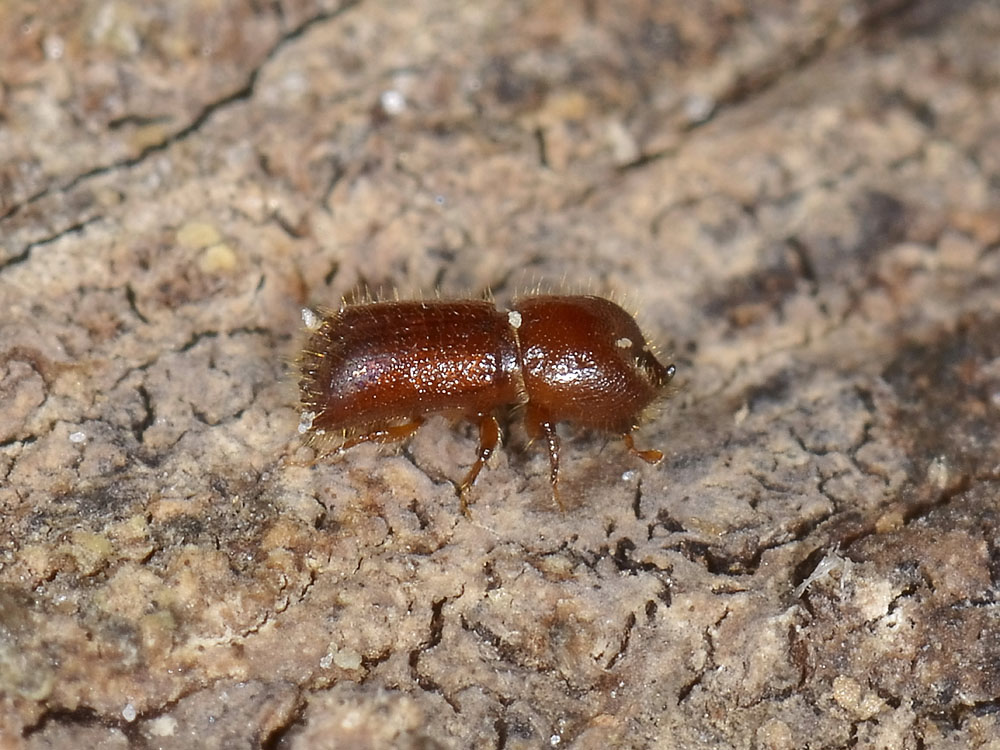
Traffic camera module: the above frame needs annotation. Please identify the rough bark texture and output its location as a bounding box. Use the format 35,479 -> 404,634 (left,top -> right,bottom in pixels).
2,1 -> 1000,748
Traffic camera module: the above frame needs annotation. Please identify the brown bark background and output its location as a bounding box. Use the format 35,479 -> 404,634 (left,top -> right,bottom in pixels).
2,1 -> 1000,748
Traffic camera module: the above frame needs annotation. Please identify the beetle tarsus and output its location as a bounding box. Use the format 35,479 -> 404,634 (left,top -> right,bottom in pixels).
623,432 -> 663,464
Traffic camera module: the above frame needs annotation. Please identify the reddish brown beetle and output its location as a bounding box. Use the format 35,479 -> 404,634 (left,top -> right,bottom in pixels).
298,295 -> 675,511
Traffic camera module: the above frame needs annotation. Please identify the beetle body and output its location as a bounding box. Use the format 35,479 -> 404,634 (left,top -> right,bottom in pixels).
298,295 -> 675,510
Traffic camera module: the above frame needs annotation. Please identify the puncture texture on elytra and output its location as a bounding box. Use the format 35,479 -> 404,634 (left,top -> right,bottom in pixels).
297,295 -> 675,512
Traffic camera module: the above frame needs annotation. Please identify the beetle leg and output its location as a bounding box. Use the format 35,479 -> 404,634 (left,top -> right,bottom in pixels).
458,413 -> 501,516
339,417 -> 425,451
542,420 -> 564,510
622,432 -> 663,464
525,403 -> 563,510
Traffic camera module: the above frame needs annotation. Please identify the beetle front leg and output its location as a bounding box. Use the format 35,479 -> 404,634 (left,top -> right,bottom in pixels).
525,403 -> 563,510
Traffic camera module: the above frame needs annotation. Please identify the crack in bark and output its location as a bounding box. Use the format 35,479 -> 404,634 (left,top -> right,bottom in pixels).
408,596 -> 460,713
0,1 -> 362,253
603,611 -> 636,670
0,216 -> 103,273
